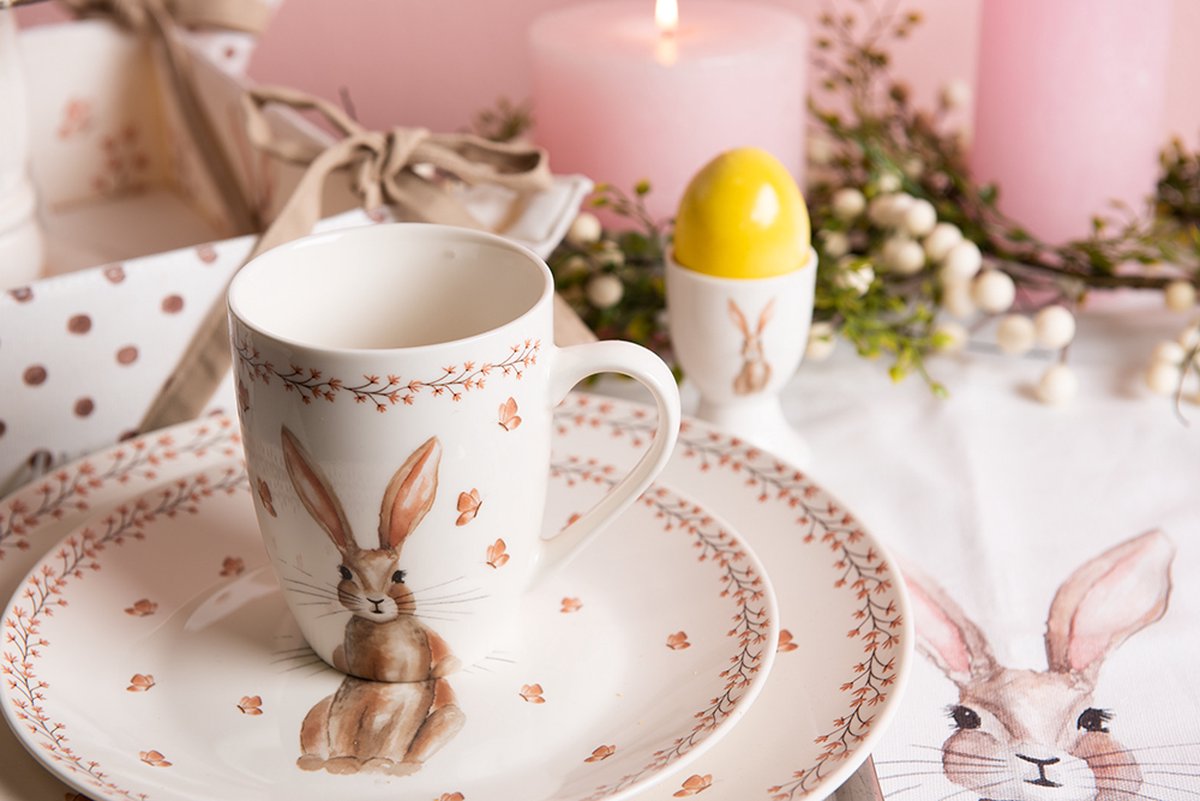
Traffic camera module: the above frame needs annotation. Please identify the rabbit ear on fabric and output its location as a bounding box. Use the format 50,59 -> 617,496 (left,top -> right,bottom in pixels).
902,564 -> 999,686
1045,529 -> 1175,678
281,427 -> 355,553
380,437 -> 443,550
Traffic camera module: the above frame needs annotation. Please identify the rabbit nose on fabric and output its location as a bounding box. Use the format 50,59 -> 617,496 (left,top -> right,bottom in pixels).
1015,753 -> 1062,787
367,598 -> 387,614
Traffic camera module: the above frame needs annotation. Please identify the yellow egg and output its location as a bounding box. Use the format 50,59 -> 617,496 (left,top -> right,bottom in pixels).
673,147 -> 811,279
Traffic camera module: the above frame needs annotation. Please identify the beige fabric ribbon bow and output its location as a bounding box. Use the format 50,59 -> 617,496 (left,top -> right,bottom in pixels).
137,86 -> 565,433
239,85 -> 554,259
62,0 -> 270,234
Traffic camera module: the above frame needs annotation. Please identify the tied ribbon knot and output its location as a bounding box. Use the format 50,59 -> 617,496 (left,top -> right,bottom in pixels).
241,86 -> 553,260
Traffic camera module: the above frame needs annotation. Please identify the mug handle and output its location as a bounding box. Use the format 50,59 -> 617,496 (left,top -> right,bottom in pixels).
532,340 -> 682,584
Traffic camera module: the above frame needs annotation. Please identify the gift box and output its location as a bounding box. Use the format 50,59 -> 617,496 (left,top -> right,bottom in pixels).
1,13 -> 590,490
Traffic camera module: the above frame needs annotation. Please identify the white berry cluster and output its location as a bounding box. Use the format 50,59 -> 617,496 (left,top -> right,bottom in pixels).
565,211 -> 626,309
820,183 -> 1083,405
1144,282 -> 1199,400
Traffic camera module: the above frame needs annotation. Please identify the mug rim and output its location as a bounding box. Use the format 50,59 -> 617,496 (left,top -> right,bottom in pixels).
228,223 -> 554,357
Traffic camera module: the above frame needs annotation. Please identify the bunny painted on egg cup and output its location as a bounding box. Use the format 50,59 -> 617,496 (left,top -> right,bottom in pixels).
666,249 -> 818,467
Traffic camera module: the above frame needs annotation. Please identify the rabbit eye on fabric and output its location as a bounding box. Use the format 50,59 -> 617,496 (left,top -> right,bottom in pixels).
1076,707 -> 1112,733
338,565 -> 353,581
950,705 -> 981,730
391,570 -> 407,584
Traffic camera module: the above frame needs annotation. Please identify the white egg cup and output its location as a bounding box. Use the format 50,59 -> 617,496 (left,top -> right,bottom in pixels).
666,249 -> 818,468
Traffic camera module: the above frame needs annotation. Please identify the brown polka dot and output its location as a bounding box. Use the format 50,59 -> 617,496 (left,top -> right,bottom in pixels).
8,287 -> 32,302
119,429 -> 138,442
196,243 -> 217,263
103,265 -> 126,283
117,345 -> 138,365
23,365 -> 47,385
27,449 -> 53,471
162,294 -> 184,314
74,397 -> 95,417
0,420 -> 6,438
68,314 -> 92,334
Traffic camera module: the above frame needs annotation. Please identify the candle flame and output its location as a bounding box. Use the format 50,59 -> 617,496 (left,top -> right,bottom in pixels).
655,0 -> 678,35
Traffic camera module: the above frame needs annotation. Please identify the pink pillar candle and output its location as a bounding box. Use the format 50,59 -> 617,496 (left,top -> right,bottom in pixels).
971,0 -> 1172,244
529,1 -> 806,224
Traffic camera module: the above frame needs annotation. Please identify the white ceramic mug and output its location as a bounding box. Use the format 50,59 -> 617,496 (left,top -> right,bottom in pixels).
228,223 -> 681,682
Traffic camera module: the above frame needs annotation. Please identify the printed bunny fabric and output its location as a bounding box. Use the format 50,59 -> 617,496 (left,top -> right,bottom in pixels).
772,302 -> 1200,801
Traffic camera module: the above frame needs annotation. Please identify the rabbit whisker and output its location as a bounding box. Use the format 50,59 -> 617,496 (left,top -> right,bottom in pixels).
1091,760 -> 1200,770
880,784 -> 923,798
315,608 -> 352,620
399,606 -> 473,618
911,744 -> 1004,763
273,645 -> 316,653
407,575 -> 467,596
470,663 -> 493,673
410,585 -> 480,597
281,658 -> 327,672
878,769 -> 1002,781
406,587 -> 485,603
933,777 -> 1005,801
399,612 -> 462,624
270,652 -> 319,664
484,655 -> 516,664
1097,777 -> 1200,798
287,564 -> 319,579
1142,769 -> 1200,779
279,585 -> 338,597
1094,786 -> 1170,801
1083,741 -> 1200,761
407,595 -> 489,607
295,600 -> 339,607
283,576 -> 341,592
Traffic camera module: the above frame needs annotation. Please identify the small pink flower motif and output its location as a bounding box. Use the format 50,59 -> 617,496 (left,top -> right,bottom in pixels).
220,557 -> 245,577
560,597 -> 582,614
777,629 -> 799,653
126,673 -> 155,692
519,683 -> 545,704
666,631 -> 691,650
125,599 -> 157,617
673,775 -> 713,797
237,695 -> 263,715
585,744 -> 616,762
139,749 -> 172,767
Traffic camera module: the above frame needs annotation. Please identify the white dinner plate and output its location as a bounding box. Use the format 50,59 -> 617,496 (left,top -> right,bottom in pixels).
2,460 -> 777,801
0,393 -> 911,801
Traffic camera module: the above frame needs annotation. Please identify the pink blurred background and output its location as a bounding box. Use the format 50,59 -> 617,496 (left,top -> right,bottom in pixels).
18,0 -> 1200,141
16,0 -> 1200,238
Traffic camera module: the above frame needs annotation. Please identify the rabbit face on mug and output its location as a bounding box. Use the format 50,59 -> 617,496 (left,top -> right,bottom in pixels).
729,298 -> 775,395
904,530 -> 1175,801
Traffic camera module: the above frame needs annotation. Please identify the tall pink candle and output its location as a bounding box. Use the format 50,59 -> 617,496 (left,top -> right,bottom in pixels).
529,1 -> 806,224
971,0 -> 1172,244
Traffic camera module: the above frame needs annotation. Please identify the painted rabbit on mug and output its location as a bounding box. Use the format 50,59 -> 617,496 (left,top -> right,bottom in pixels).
282,428 -> 465,775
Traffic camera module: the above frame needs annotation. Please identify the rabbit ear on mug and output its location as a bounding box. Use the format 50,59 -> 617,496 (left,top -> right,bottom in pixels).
1045,529 -> 1175,679
902,563 -> 999,686
379,437 -> 442,550
727,299 -> 750,335
281,427 -> 355,553
756,299 -> 776,334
